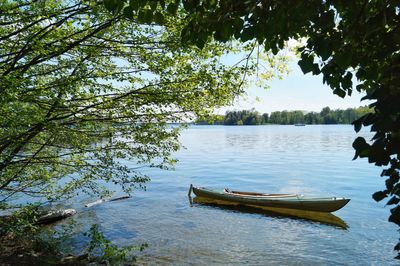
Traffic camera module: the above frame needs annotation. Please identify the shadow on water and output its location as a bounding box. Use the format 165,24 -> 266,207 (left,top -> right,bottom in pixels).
190,196 -> 349,230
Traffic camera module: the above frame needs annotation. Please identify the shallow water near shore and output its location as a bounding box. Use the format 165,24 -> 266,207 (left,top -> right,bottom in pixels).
68,125 -> 397,264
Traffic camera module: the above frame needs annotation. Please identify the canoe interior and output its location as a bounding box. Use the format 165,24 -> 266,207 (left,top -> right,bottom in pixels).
226,189 -> 298,198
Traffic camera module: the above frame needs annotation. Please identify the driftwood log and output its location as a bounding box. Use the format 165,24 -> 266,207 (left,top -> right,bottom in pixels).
37,209 -> 76,224
85,195 -> 131,208
84,198 -> 108,208
0,209 -> 77,226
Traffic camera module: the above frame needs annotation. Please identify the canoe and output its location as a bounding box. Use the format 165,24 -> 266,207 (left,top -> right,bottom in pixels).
191,186 -> 350,213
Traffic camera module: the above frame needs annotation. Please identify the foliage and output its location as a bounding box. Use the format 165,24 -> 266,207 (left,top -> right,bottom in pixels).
195,114 -> 225,125
197,106 -> 371,125
1,208 -> 139,265
0,207 -> 76,264
0,204 -> 41,237
269,106 -> 371,125
223,108 -> 262,125
0,0 -> 251,212
84,224 -> 148,265
0,0 -> 290,262
269,110 -> 304,125
105,0 -> 400,255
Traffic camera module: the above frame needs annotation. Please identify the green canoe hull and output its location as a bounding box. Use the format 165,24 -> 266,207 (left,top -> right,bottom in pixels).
192,187 -> 350,213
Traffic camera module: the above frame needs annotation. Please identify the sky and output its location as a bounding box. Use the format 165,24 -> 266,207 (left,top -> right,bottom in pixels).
220,60 -> 368,115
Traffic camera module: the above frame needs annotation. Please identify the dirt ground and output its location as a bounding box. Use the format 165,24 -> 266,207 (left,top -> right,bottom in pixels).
0,233 -> 89,266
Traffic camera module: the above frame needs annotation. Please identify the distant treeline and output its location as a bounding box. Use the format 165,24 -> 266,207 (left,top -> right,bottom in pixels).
197,106 -> 371,125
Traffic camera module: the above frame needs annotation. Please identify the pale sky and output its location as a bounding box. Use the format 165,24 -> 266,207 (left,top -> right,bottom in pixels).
220,61 -> 368,115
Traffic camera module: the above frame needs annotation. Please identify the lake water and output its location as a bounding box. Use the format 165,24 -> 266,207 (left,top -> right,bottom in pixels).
69,125 -> 398,264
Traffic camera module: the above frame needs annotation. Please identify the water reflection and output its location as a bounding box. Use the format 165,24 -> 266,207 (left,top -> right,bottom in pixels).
191,196 -> 349,230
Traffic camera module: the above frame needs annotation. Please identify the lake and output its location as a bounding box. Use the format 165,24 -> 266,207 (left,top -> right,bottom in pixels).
68,125 -> 398,264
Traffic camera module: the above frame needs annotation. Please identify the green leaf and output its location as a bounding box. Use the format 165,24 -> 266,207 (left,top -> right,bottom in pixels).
123,6 -> 134,20
166,3 -> 178,15
104,0 -> 118,12
153,12 -> 164,24
129,0 -> 144,11
144,9 -> 153,23
315,40 -> 332,61
137,10 -> 146,23
352,136 -> 370,159
298,54 -> 314,74
333,88 -> 346,98
335,52 -> 352,68
104,0 -> 125,13
183,0 -> 199,11
352,119 -> 362,133
353,137 -> 367,150
341,72 -> 353,90
311,64 -> 321,75
389,207 -> 400,226
240,27 -> 255,42
215,23 -> 233,42
387,196 -> 399,205
386,177 -> 396,190
138,9 -> 153,24
271,45 -> 278,55
232,18 -> 244,33
207,0 -> 217,8
372,190 -> 388,202
195,37 -> 206,49
181,27 -> 189,42
149,0 -> 158,11
319,10 -> 335,29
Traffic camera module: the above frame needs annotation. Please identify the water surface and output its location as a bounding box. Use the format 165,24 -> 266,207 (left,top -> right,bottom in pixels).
70,125 -> 397,264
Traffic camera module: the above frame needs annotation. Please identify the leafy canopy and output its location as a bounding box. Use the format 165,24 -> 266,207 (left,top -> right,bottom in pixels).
107,0 -> 400,255
0,0 -> 271,212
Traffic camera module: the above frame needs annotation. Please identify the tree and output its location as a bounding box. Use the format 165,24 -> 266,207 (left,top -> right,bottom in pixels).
223,109 -> 263,125
280,110 -> 289,125
292,111 -> 305,124
0,0 -> 253,224
269,111 -> 281,124
320,107 -> 331,117
105,0 -> 399,254
195,114 -> 225,125
262,113 -> 269,124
